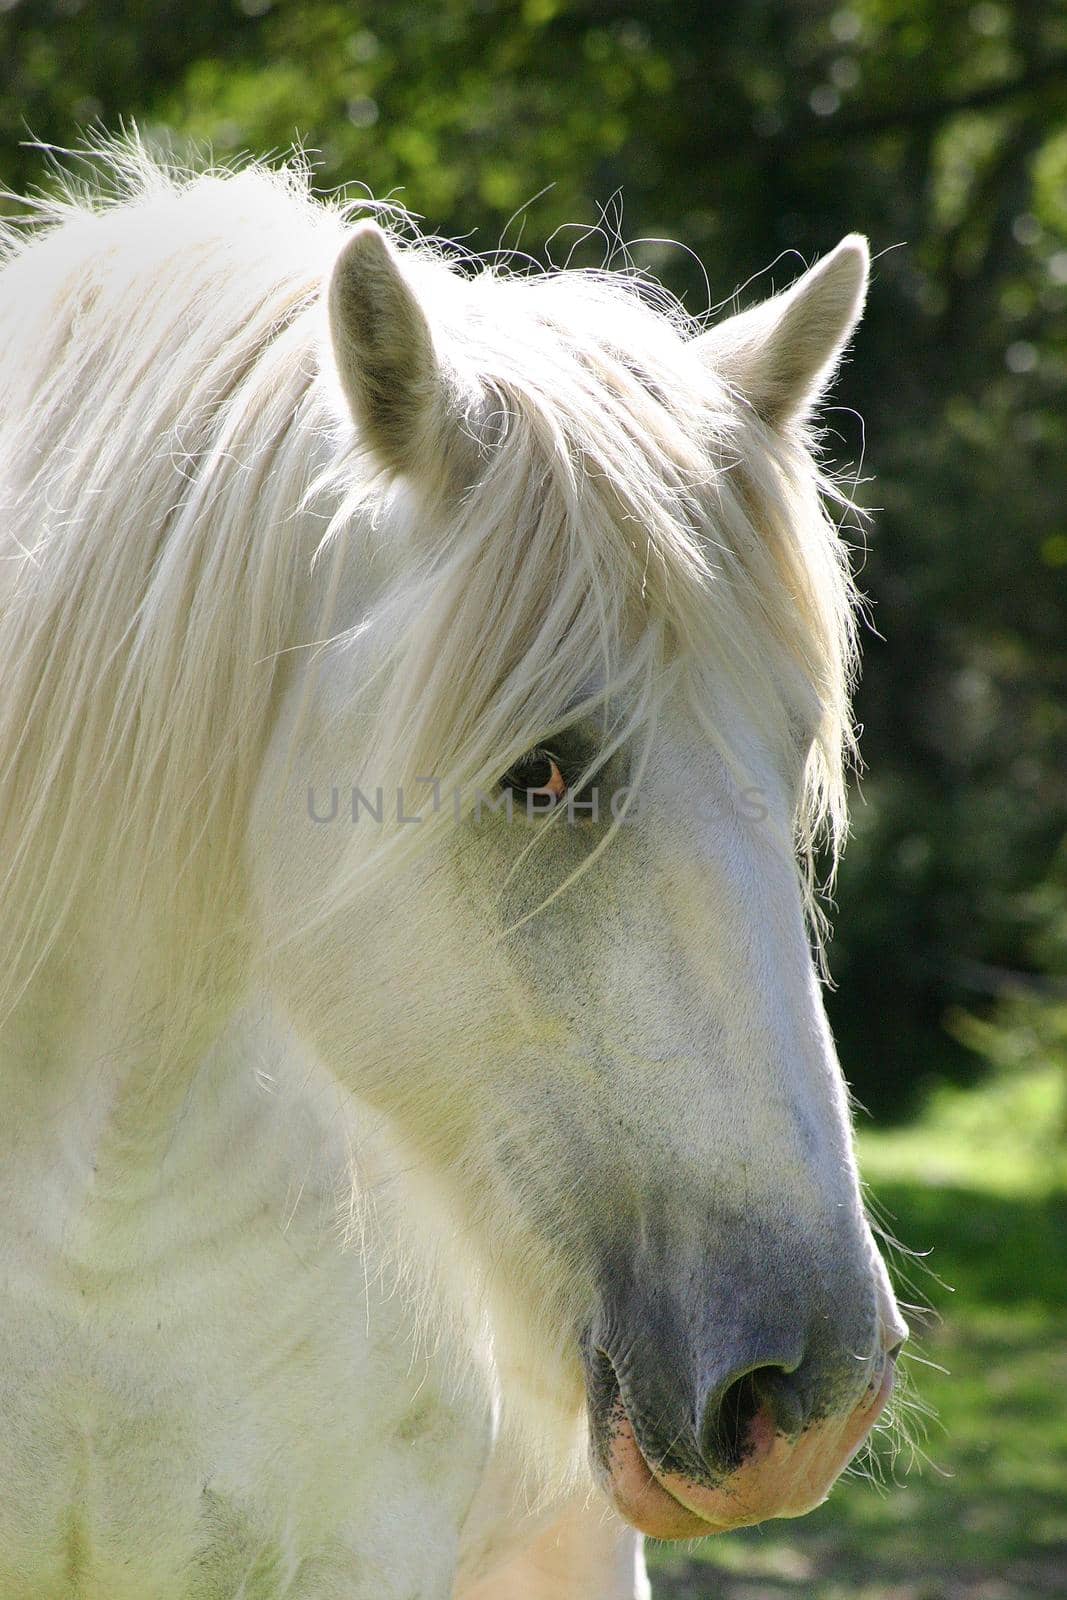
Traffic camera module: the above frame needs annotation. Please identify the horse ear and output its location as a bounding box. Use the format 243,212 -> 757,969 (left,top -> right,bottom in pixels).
327,222 -> 447,476
696,235 -> 869,428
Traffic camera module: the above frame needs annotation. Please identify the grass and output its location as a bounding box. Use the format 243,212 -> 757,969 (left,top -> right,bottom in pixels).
648,1061 -> 1067,1600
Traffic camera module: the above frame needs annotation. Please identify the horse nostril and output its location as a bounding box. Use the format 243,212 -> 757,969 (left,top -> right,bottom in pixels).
702,1364 -> 807,1469
703,1370 -> 761,1469
753,1365 -> 807,1437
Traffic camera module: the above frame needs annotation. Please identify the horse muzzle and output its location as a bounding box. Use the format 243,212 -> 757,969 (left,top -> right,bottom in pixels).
581,1242 -> 906,1539
585,1343 -> 897,1538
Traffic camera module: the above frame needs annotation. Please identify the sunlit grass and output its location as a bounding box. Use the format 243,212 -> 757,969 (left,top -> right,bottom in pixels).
857,1061 -> 1067,1199
649,1058 -> 1067,1599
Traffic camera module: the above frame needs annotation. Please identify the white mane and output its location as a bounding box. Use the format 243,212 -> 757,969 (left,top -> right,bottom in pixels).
0,139 -> 857,1021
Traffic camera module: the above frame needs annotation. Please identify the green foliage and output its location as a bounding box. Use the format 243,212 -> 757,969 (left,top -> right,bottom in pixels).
2,0 -> 1066,1114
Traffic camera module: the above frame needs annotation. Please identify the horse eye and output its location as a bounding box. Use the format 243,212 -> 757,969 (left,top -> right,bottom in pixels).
500,747 -> 567,810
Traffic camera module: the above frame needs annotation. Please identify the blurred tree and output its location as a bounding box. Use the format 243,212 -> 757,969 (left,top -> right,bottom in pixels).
2,0 -> 1065,1114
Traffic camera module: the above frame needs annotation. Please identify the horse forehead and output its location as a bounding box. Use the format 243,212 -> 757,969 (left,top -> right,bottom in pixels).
461,271 -> 704,408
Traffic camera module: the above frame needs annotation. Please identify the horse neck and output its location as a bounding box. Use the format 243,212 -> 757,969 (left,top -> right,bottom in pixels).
1,886 -> 253,1165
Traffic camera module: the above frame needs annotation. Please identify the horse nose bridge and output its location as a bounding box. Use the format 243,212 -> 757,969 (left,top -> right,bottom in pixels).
602,1196 -> 882,1336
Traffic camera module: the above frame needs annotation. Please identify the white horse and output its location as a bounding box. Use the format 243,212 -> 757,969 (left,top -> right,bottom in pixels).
0,142 -> 905,1599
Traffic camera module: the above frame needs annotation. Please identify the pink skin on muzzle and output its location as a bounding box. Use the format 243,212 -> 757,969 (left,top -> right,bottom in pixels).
601,1358 -> 896,1540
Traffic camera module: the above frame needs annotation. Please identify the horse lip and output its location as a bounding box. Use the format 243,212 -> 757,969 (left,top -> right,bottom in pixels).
583,1343 -> 719,1537
583,1336 -> 898,1540
584,1339 -> 723,1491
